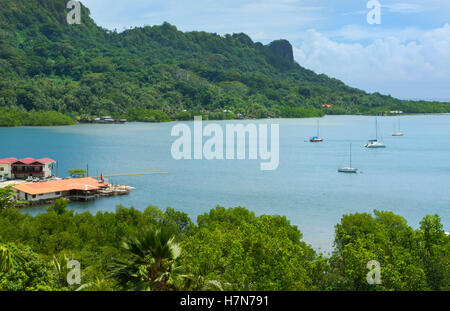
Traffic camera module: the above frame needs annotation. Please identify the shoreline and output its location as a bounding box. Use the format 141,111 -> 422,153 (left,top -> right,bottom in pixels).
2,112 -> 450,128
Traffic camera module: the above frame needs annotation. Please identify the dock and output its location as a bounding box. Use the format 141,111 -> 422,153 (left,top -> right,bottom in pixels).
7,171 -> 167,207
11,179 -> 135,206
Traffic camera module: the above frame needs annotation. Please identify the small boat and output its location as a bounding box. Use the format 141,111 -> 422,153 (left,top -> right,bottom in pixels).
338,167 -> 358,173
310,120 -> 324,142
365,139 -> 386,148
338,143 -> 358,173
392,117 -> 404,136
365,118 -> 386,148
310,136 -> 323,143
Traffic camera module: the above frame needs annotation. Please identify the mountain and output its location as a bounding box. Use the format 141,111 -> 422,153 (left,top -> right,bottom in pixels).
0,0 -> 449,125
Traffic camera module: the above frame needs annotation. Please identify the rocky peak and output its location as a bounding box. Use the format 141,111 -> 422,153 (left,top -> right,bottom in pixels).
268,39 -> 294,63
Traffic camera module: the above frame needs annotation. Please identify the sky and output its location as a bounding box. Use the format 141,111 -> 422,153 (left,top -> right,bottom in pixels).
80,0 -> 450,100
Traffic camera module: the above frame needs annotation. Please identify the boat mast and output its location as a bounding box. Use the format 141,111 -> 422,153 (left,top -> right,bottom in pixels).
350,143 -> 352,167
375,117 -> 378,140
317,119 -> 320,137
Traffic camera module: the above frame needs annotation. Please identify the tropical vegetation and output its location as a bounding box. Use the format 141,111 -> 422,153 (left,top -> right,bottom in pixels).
1,0 -> 449,127
0,198 -> 448,291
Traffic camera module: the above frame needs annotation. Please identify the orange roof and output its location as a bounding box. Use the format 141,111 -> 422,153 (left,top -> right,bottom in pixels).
13,178 -> 107,195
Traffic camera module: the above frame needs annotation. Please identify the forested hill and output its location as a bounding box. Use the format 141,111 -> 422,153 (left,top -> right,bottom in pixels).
0,0 -> 449,125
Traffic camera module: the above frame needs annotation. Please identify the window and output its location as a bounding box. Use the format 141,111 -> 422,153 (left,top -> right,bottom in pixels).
32,195 -> 36,199
0,168 -> 4,171
55,192 -> 61,195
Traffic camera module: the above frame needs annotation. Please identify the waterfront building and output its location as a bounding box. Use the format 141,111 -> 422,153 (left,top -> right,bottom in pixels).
0,157 -> 56,179
12,177 -> 108,203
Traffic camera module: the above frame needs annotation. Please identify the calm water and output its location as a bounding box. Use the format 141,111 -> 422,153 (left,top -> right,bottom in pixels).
1,115 -> 449,253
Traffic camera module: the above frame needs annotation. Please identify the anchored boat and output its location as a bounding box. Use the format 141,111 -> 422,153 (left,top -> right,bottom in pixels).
392,117 -> 404,136
310,120 -> 324,142
338,143 -> 358,173
365,118 -> 386,148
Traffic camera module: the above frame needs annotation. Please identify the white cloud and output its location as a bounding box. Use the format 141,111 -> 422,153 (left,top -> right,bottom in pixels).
80,0 -> 450,99
293,24 -> 450,99
328,24 -> 426,42
383,3 -> 425,13
82,0 -> 324,41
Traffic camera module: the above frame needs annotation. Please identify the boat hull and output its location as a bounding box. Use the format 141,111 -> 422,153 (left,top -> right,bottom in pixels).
365,142 -> 386,148
365,145 -> 386,148
338,167 -> 358,173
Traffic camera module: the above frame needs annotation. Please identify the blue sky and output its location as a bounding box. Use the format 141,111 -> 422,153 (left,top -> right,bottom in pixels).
81,0 -> 450,100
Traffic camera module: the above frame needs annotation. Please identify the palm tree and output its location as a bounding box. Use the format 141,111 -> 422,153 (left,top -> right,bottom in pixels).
0,244 -> 24,273
182,275 -> 228,291
52,254 -> 87,290
110,227 -> 186,291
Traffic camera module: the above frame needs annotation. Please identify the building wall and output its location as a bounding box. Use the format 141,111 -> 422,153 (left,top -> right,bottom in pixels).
11,163 -> 54,179
17,191 -> 62,202
43,163 -> 54,178
0,164 -> 12,178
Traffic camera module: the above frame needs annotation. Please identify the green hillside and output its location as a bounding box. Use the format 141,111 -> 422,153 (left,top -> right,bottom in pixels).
0,0 -> 449,126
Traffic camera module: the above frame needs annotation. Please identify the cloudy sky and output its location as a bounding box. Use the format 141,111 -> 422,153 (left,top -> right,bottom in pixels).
81,0 -> 450,100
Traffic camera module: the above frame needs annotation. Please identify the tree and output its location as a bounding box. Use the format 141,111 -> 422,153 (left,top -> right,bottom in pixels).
68,169 -> 87,178
0,244 -> 54,291
2,0 -> 447,128
0,244 -> 22,273
181,206 -> 318,291
110,227 -> 185,291
0,187 -> 16,209
329,211 -> 430,291
418,215 -> 449,290
46,198 -> 68,215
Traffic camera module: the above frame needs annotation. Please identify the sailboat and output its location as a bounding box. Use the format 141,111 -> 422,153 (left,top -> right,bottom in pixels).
310,119 -> 324,142
338,143 -> 358,173
365,117 -> 386,148
392,117 -> 404,136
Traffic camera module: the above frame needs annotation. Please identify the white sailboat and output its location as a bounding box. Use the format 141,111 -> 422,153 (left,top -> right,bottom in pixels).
338,143 -> 358,173
365,118 -> 386,148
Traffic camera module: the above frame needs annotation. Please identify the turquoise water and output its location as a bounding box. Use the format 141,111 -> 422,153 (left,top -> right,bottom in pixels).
1,115 -> 449,253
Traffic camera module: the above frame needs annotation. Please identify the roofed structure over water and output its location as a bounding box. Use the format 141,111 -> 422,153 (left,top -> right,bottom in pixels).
13,177 -> 108,203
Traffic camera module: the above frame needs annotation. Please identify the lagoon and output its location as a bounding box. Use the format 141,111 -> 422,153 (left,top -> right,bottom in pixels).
1,115 -> 449,253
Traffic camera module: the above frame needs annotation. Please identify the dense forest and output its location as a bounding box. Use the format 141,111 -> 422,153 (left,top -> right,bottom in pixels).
0,187 -> 448,291
1,0 -> 449,127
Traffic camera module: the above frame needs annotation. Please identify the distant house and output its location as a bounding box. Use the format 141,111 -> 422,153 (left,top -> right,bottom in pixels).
322,104 -> 333,108
0,157 -> 56,179
93,116 -> 128,124
13,177 -> 108,203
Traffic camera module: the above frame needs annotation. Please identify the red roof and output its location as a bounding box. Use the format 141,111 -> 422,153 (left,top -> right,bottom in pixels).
0,157 -> 55,165
37,158 -> 56,164
19,158 -> 37,164
0,157 -> 19,164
